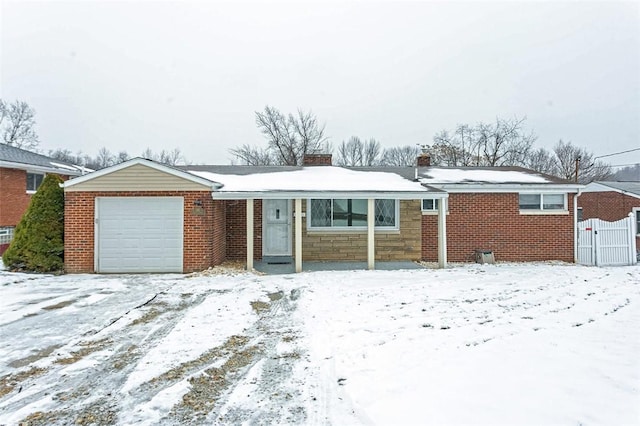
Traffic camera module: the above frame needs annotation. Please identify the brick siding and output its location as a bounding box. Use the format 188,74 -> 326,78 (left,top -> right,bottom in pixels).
224,200 -> 263,260
422,193 -> 576,262
64,191 -> 223,273
0,168 -> 33,227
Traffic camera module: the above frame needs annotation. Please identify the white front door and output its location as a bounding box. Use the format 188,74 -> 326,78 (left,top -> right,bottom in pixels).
263,199 -> 292,256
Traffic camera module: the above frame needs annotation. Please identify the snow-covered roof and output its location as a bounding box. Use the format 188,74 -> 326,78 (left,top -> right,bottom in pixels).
0,144 -> 87,175
419,167 -> 549,184
188,166 -> 442,199
417,166 -> 581,193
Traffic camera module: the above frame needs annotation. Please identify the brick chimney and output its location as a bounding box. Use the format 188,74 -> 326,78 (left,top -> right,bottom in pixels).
417,153 -> 431,167
303,153 -> 332,166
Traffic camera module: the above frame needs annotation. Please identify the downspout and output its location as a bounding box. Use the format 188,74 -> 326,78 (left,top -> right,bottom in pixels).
574,188 -> 582,263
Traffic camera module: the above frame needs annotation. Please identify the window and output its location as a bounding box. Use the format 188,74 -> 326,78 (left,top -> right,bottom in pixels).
635,209 -> 640,236
421,198 -> 447,212
519,193 -> 566,211
0,227 -> 14,245
308,199 -> 398,229
26,173 -> 45,192
577,207 -> 584,222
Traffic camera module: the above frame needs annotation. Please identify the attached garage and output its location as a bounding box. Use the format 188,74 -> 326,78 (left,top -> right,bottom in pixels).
96,197 -> 184,273
63,158 -> 222,274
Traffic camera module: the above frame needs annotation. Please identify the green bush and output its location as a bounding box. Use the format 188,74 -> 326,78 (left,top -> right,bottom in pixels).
2,174 -> 65,272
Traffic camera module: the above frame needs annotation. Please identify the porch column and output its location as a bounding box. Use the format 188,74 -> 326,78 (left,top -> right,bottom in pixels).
295,198 -> 303,273
246,198 -> 254,270
367,198 -> 375,270
437,197 -> 447,268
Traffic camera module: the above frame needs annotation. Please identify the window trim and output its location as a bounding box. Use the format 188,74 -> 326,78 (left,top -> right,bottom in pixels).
421,198 -> 448,215
26,172 -> 45,194
306,198 -> 400,231
518,193 -> 568,214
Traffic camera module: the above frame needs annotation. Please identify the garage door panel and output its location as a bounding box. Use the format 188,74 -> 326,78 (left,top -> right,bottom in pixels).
97,197 -> 184,273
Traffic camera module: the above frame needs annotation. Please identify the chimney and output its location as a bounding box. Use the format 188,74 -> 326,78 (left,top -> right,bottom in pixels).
417,153 -> 431,167
303,153 -> 332,166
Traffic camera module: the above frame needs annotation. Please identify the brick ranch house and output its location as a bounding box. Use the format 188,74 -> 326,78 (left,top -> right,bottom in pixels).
0,144 -> 85,254
578,181 -> 640,249
63,154 -> 582,273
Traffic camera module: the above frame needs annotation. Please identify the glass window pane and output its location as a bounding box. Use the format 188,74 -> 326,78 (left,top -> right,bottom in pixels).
332,199 -> 349,226
310,199 -> 331,227
422,199 -> 434,210
543,194 -> 564,210
26,173 -> 35,191
375,199 -> 396,226
351,199 -> 367,226
519,194 -> 540,209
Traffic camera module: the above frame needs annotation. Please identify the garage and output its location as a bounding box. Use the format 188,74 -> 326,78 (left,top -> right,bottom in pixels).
96,197 -> 184,273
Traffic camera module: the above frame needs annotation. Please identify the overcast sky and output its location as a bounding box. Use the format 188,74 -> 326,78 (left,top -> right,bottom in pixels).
1,1 -> 639,167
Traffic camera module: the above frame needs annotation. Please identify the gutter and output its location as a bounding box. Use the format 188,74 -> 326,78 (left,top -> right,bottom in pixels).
209,190 -> 449,200
0,160 -> 83,176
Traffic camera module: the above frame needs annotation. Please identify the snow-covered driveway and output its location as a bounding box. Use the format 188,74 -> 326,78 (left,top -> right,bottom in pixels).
0,263 -> 638,425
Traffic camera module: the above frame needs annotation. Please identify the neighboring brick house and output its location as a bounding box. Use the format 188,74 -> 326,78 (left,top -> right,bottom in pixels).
0,144 -> 85,254
578,181 -> 640,249
62,155 -> 581,273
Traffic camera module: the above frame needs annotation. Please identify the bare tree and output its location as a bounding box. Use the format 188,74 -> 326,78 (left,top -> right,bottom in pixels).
116,151 -> 130,163
525,147 -> 557,175
95,147 -> 116,169
230,144 -> 273,165
230,106 -> 329,166
553,140 -> 612,183
477,117 -> 535,166
381,145 -> 422,166
335,136 -> 382,166
140,147 -> 184,166
1,100 -> 39,150
429,117 -> 535,167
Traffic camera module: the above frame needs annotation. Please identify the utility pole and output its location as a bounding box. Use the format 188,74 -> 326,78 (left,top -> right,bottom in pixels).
575,155 -> 581,183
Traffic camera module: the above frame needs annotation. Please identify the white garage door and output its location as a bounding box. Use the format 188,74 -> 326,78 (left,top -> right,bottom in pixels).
96,197 -> 184,273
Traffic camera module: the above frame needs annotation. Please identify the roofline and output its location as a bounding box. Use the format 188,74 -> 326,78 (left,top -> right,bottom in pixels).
210,190 -> 449,200
582,182 -> 640,199
0,160 -> 83,176
425,183 -> 583,193
62,158 -> 222,189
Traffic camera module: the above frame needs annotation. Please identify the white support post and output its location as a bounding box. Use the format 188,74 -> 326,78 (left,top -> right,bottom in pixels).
628,212 -> 637,265
295,198 -> 303,273
246,199 -> 254,271
437,197 -> 447,268
367,198 -> 375,270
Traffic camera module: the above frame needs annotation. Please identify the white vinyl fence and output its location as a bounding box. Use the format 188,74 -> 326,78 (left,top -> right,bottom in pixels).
577,213 -> 637,266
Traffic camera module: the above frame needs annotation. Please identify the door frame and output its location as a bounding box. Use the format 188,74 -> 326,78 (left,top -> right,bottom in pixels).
262,199 -> 293,257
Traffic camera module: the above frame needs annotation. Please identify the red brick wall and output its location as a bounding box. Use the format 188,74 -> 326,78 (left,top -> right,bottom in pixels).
64,191 -> 223,273
578,191 -> 640,221
578,191 -> 640,249
0,169 -> 72,227
303,154 -> 332,166
0,168 -> 32,227
225,200 -> 262,260
211,200 -> 227,265
422,193 -> 576,262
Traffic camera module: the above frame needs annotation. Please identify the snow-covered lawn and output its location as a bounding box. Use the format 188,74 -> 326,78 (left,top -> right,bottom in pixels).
0,262 -> 638,425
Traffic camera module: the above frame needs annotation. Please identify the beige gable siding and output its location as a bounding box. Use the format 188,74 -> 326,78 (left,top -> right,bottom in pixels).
65,164 -> 211,192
